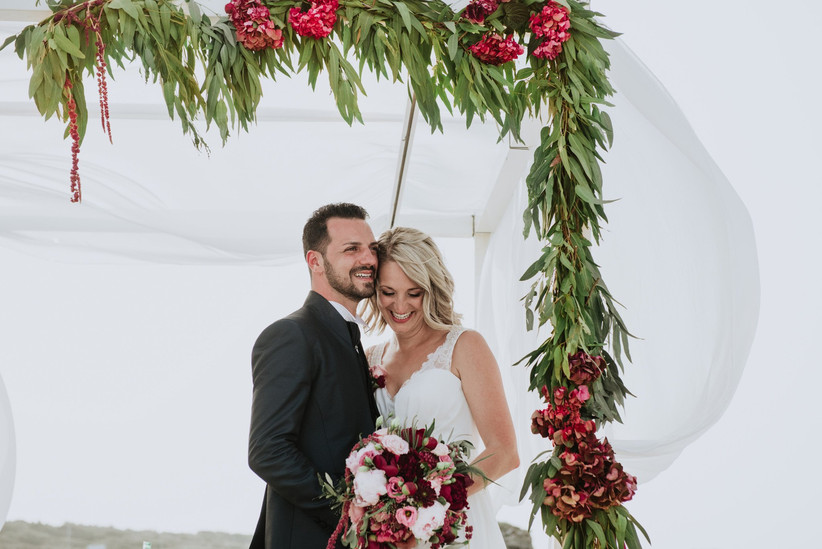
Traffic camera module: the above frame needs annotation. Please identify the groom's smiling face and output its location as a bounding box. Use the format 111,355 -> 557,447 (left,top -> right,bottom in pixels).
319,217 -> 378,302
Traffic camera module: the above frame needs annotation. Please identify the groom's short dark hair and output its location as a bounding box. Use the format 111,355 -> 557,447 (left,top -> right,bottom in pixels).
303,203 -> 369,256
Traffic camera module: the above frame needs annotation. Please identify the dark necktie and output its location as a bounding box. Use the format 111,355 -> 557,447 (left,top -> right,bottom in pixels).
347,321 -> 380,422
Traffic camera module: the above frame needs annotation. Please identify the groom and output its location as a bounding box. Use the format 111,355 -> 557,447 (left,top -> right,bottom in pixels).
248,203 -> 380,549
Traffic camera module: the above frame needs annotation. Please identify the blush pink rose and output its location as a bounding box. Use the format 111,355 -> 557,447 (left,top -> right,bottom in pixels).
379,434 -> 410,455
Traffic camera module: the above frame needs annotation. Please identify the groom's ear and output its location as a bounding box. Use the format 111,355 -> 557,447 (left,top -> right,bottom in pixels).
306,250 -> 324,274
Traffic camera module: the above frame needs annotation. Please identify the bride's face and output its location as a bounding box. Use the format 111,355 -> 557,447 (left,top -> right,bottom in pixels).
377,261 -> 425,334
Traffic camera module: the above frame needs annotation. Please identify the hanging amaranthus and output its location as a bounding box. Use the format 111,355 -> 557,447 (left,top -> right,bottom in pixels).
64,76 -> 82,203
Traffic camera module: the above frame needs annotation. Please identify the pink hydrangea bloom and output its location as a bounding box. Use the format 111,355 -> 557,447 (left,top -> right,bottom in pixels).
529,1 -> 571,60
289,0 -> 339,39
469,33 -> 524,65
225,0 -> 283,51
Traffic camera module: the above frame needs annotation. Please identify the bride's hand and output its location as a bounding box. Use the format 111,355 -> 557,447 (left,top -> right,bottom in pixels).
394,539 -> 417,548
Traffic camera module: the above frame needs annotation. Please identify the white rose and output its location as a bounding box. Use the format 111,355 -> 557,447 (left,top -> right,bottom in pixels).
380,434 -> 410,455
353,469 -> 388,506
431,442 -> 450,457
410,500 -> 448,540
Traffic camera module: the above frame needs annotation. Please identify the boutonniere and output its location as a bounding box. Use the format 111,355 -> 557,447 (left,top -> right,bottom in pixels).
369,364 -> 387,391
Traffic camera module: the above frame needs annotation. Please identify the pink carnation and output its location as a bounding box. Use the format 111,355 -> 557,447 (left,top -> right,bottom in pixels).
387,476 -> 406,502
289,0 -> 339,39
469,33 -> 523,65
346,441 -> 378,474
395,506 -> 418,528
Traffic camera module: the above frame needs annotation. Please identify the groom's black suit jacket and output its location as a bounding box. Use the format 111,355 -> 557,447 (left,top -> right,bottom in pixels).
248,291 -> 376,549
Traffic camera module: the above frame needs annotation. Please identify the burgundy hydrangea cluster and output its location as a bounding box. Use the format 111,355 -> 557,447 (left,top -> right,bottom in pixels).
225,0 -> 284,51
529,1 -> 571,60
531,385 -> 596,445
568,350 -> 606,385
289,0 -> 339,39
468,33 -> 524,65
543,436 -> 637,523
462,0 -> 507,24
531,352 -> 637,523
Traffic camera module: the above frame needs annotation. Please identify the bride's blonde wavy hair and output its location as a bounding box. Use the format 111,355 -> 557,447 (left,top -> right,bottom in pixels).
361,227 -> 462,334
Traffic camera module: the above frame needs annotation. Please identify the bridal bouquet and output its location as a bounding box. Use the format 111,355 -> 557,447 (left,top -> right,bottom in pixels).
322,419 -> 477,548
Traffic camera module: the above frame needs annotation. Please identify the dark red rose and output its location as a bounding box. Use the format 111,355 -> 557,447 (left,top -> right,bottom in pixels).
422,436 -> 439,450
372,453 -> 399,477
441,473 -> 471,511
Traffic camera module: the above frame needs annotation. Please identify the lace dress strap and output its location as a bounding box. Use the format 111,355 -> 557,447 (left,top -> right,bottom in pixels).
366,340 -> 388,367
423,326 -> 468,372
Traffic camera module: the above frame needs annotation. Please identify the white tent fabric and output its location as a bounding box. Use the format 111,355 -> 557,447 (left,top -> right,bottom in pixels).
0,2 -> 759,540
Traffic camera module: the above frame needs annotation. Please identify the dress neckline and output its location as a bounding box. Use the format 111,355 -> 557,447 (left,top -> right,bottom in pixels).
378,326 -> 465,401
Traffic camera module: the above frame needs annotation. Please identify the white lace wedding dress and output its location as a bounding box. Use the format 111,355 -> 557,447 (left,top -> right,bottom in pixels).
366,326 -> 506,548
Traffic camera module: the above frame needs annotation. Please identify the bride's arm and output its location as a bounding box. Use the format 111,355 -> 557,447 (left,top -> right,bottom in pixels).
451,330 -> 519,496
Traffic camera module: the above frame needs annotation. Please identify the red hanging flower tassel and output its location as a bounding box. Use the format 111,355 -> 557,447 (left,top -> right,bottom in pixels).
87,14 -> 112,143
325,499 -> 350,549
64,76 -> 82,203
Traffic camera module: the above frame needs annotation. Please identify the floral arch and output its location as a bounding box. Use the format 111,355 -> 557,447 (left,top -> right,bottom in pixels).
3,0 -> 648,546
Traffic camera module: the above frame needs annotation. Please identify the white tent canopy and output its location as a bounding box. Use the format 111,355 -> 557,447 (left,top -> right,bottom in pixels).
0,2 -> 761,547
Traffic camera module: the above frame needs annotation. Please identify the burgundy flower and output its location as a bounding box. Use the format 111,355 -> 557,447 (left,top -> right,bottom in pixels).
440,474 -> 470,511
413,479 -> 437,507
462,0 -> 499,24
373,453 -> 400,477
568,351 -> 606,385
469,33 -> 523,65
398,452 -> 422,482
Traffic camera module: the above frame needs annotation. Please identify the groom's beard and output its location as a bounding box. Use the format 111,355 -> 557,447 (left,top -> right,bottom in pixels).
323,256 -> 375,301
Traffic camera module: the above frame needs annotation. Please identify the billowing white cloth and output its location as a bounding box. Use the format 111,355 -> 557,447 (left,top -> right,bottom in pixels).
368,327 -> 506,548
0,372 -> 15,530
477,39 -> 760,493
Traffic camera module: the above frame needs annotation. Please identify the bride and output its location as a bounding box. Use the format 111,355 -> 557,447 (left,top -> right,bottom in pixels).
363,227 -> 519,547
